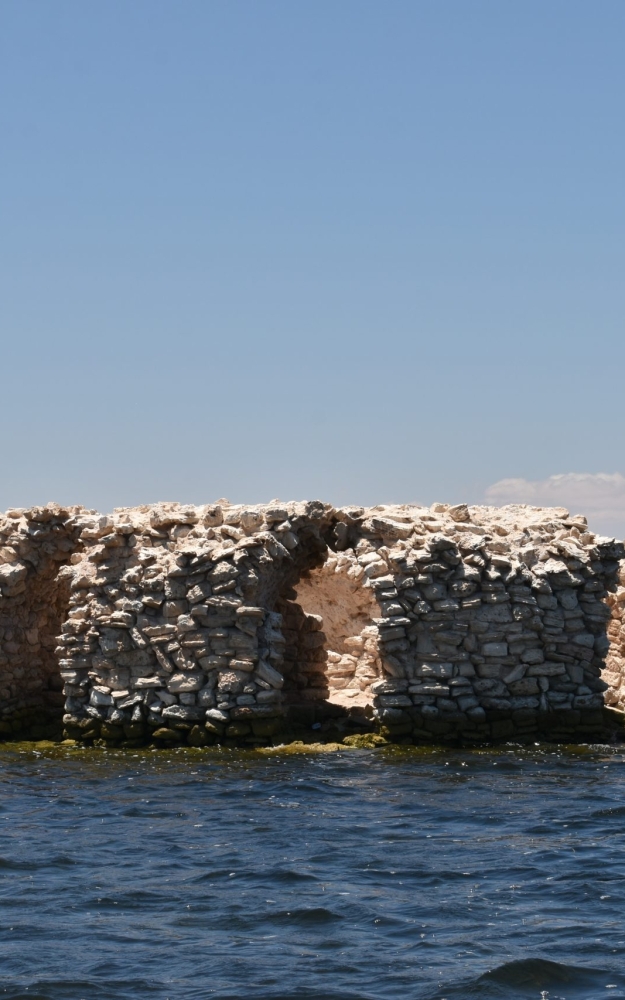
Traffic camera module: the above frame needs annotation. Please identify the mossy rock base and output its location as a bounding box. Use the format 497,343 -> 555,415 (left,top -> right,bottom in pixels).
226,722 -> 251,737
187,725 -> 209,747
342,733 -> 389,748
152,727 -> 182,742
100,723 -> 124,741
251,719 -> 282,737
123,723 -> 145,740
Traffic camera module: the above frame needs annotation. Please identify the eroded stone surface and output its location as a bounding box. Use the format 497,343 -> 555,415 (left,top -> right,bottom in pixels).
0,499 -> 623,744
603,561 -> 625,712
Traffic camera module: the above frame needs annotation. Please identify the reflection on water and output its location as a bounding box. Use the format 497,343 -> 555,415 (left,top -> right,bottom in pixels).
0,743 -> 625,1000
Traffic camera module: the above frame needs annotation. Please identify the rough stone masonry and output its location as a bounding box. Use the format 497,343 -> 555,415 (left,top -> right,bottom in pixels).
0,499 -> 624,746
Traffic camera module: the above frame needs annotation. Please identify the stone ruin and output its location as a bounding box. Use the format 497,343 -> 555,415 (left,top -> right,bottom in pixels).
0,498 -> 624,746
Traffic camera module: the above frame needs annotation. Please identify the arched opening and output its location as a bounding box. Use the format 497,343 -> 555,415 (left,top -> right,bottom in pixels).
0,561 -> 72,738
275,545 -> 382,728
0,507 -> 83,739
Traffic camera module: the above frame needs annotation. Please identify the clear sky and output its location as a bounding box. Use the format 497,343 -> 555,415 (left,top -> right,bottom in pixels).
2,1 -> 624,534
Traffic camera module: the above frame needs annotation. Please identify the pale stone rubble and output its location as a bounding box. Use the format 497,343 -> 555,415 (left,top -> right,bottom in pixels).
0,498 -> 624,744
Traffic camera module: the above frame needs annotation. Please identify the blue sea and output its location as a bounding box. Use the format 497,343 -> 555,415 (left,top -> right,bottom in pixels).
1,742 -> 624,1000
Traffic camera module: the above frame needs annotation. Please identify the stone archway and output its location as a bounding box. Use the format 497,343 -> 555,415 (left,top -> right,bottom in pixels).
293,551 -> 382,711
0,505 -> 85,738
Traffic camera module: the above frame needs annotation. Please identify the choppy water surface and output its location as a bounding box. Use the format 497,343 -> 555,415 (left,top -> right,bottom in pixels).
1,744 -> 625,1000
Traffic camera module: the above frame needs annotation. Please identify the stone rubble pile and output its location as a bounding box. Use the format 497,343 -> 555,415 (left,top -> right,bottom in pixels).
0,498 -> 623,745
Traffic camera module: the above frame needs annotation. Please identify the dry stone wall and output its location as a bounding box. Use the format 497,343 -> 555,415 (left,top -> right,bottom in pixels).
0,498 -> 624,745
603,561 -> 625,712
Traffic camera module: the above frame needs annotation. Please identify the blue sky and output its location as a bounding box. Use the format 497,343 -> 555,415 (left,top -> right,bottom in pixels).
2,1 -> 624,533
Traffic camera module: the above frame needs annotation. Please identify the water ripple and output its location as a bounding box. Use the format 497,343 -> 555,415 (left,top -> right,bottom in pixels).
1,744 -> 625,999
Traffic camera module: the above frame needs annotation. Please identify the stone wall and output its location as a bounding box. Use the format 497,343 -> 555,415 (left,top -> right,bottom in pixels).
0,499 -> 624,745
603,560 -> 625,712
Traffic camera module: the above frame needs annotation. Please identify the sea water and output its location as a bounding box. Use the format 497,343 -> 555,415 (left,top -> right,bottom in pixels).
0,743 -> 624,1000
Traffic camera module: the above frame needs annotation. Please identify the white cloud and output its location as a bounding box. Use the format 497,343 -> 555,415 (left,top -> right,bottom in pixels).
484,473 -> 625,539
